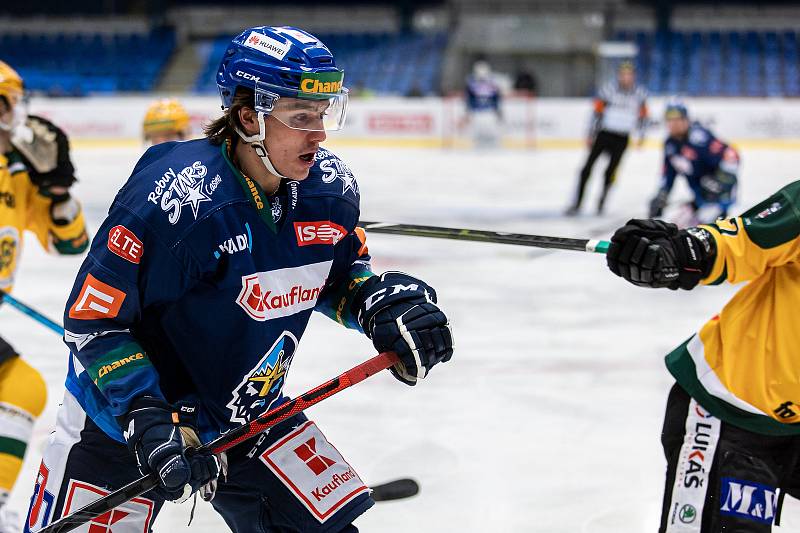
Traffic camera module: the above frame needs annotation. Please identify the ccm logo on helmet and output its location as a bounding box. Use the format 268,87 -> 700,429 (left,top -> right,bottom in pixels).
236,70 -> 261,82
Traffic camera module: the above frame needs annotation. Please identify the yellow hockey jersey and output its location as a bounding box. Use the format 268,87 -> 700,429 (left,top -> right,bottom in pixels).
666,180 -> 800,435
0,149 -> 88,292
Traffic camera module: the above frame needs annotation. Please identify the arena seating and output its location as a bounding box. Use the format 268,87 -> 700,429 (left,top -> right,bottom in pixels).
194,31 -> 448,96
1,29 -> 175,95
616,29 -> 800,96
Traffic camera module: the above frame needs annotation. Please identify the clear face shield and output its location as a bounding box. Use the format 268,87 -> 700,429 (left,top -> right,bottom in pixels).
0,92 -> 28,133
253,72 -> 348,132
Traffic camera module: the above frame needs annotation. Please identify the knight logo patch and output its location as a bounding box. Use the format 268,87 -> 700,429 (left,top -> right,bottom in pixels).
226,332 -> 298,424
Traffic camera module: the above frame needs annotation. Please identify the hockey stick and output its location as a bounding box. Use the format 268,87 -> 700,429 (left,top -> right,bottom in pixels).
370,478 -> 420,501
358,221 -> 610,254
0,291 -> 64,335
39,351 -> 400,533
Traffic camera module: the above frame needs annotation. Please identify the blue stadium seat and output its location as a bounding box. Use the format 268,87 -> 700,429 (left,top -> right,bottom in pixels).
620,28 -> 800,96
193,31 -> 448,96
2,29 -> 175,95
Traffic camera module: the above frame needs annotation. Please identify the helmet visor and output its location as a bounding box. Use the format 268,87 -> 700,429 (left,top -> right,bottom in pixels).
254,75 -> 348,132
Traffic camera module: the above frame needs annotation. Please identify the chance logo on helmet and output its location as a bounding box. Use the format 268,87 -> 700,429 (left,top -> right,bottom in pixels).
300,72 -> 344,96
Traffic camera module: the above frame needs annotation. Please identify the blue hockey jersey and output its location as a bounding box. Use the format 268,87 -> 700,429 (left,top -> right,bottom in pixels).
62,138 -> 374,443
660,122 -> 739,204
465,77 -> 501,113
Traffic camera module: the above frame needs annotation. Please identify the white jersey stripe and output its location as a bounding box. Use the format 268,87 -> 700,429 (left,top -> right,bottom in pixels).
686,334 -> 767,416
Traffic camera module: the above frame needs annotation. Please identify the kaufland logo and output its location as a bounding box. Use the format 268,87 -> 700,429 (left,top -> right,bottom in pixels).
294,437 -> 336,476
311,469 -> 360,502
236,261 -> 332,321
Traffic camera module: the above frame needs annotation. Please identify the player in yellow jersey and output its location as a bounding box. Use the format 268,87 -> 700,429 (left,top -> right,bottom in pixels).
0,60 -> 88,531
142,98 -> 190,145
606,182 -> 800,532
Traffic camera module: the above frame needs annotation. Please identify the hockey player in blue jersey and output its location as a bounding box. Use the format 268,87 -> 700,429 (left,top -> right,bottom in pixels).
649,102 -> 739,225
23,26 -> 453,533
464,60 -> 502,147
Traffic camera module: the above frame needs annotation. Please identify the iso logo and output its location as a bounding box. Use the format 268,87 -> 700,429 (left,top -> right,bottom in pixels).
679,504 -> 697,524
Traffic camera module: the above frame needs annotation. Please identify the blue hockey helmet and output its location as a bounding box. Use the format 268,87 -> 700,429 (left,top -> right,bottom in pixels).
665,100 -> 688,120
216,26 -> 348,132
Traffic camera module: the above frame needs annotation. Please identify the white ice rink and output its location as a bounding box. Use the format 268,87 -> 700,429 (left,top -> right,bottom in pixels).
4,140 -> 800,532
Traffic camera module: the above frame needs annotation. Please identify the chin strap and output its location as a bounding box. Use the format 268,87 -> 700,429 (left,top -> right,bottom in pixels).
234,111 -> 290,181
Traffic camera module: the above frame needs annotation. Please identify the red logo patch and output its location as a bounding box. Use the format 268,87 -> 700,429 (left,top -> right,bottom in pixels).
294,221 -> 347,247
107,225 -> 143,264
294,437 -> 337,475
69,274 -> 127,320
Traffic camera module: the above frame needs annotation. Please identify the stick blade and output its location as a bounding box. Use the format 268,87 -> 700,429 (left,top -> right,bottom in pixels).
370,478 -> 420,502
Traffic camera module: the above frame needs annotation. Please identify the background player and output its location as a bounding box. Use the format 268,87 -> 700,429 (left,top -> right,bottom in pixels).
567,61 -> 648,215
23,26 -> 453,533
607,183 -> 800,531
142,98 -> 191,145
0,60 -> 88,532
463,60 -> 502,148
649,102 -> 739,226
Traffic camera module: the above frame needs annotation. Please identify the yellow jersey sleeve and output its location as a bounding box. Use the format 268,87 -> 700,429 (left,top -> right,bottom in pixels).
701,180 -> 800,285
24,176 -> 89,255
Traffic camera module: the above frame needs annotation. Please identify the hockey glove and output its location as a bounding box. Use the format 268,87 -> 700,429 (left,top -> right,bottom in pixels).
119,397 -> 220,502
606,219 -> 717,290
356,272 -> 454,386
49,194 -> 81,226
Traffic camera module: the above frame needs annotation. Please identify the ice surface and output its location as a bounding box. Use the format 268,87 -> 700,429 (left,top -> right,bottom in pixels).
5,141 -> 800,531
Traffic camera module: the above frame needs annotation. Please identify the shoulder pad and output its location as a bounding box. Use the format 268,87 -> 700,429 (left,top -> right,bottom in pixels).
114,139 -> 241,239
304,147 -> 360,201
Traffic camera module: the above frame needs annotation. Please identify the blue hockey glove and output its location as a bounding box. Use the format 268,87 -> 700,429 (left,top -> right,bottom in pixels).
607,219 -> 716,290
356,272 -> 454,385
119,397 -> 220,502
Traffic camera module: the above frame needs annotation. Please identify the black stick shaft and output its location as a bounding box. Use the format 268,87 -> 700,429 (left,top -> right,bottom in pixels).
358,221 -> 610,253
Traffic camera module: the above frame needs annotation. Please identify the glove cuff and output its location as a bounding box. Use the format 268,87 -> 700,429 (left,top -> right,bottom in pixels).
117,396 -> 178,450
673,227 -> 717,289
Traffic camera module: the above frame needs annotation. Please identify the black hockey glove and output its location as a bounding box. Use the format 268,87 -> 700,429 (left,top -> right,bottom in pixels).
118,397 -> 220,502
606,219 -> 717,290
356,272 -> 454,386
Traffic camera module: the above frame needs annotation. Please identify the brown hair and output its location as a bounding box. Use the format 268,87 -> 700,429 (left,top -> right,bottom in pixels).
203,87 -> 255,145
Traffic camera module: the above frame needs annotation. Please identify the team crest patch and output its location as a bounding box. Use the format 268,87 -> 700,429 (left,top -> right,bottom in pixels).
227,332 -> 298,424
0,226 -> 19,289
